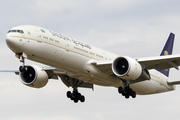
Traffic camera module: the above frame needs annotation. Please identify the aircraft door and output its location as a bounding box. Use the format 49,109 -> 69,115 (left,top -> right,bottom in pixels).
65,41 -> 71,52
103,53 -> 107,60
35,30 -> 42,41
20,30 -> 25,38
66,43 -> 70,52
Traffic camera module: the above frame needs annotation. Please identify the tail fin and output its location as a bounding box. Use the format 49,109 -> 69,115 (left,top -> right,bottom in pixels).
156,33 -> 175,77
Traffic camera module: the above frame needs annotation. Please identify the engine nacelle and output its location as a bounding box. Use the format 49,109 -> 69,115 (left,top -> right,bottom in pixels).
112,56 -> 142,80
20,65 -> 49,88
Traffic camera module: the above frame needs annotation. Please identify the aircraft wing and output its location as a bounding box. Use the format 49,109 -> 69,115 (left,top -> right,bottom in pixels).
93,54 -> 180,75
92,60 -> 113,74
0,70 -> 19,75
137,54 -> 180,70
0,67 -> 93,89
39,54 -> 180,86
41,66 -> 94,89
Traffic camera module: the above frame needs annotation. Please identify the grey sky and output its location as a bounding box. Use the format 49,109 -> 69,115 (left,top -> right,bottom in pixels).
1,0 -> 180,120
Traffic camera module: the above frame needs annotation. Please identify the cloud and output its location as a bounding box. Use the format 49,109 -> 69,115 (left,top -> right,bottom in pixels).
97,0 -> 155,11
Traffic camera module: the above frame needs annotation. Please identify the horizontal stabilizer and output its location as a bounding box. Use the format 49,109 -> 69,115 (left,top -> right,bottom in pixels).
168,81 -> 180,85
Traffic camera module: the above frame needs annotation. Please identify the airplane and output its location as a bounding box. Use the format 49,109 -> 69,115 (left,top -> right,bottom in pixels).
2,25 -> 180,103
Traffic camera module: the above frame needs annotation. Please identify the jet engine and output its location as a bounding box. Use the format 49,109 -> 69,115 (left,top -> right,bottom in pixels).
112,56 -> 142,80
20,65 -> 49,88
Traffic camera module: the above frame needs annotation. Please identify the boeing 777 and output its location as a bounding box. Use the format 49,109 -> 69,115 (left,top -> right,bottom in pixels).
2,25 -> 180,103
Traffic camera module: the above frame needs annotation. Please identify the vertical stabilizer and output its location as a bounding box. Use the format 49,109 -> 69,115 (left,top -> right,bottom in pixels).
156,33 -> 175,77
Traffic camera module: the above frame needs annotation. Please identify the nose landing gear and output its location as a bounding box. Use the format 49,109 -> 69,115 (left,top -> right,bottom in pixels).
17,53 -> 28,73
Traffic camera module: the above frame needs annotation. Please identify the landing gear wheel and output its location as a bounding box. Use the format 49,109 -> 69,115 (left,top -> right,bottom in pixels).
70,96 -> 74,100
118,85 -> 137,99
74,98 -> 78,103
124,86 -> 130,94
131,91 -> 136,98
78,93 -> 82,100
125,94 -> 130,99
122,91 -> 126,96
80,95 -> 85,102
73,91 -> 78,98
65,78 -> 86,103
67,91 -> 71,98
67,89 -> 85,103
118,87 -> 123,94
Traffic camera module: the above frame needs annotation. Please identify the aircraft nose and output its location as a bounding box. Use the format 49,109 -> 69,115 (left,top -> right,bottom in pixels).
6,36 -> 22,53
6,37 -> 14,47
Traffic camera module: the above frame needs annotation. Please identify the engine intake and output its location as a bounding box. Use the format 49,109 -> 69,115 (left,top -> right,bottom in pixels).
20,65 -> 49,88
112,56 -> 142,80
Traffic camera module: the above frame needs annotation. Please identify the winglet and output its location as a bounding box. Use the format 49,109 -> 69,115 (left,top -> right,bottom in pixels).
156,33 -> 175,77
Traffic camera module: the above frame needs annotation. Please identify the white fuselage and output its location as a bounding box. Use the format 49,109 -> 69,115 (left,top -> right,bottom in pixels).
5,25 -> 175,95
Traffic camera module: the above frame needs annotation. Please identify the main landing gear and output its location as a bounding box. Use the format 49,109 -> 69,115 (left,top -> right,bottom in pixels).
118,80 -> 136,99
66,78 -> 85,103
67,90 -> 85,103
118,86 -> 136,99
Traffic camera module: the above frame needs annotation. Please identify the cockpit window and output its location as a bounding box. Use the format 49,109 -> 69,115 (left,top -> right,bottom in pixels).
20,30 -> 24,33
7,29 -> 24,34
11,30 -> 16,32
